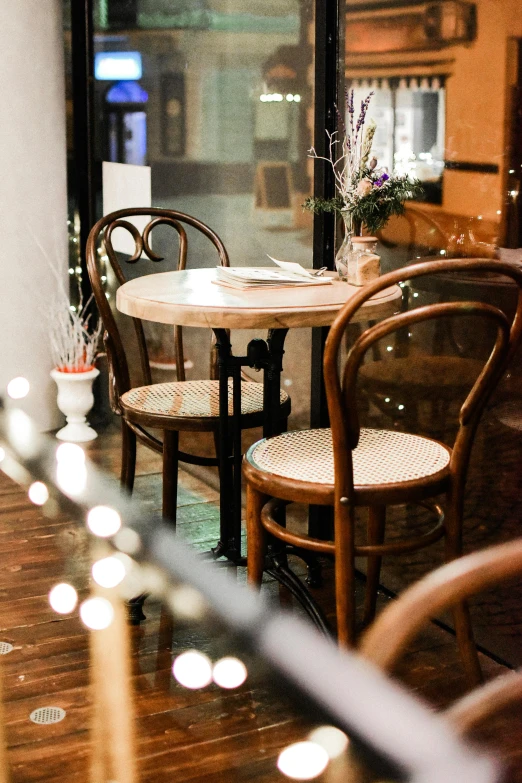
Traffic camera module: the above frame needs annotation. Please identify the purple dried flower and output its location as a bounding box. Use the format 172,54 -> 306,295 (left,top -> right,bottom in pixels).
356,91 -> 374,132
374,173 -> 390,187
346,87 -> 355,134
334,102 -> 347,136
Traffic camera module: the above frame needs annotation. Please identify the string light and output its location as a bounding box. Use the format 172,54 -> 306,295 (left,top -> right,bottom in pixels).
49,583 -> 78,614
113,527 -> 141,555
57,461 -> 87,497
277,741 -> 329,780
87,506 -> 122,538
7,377 -> 30,399
308,726 -> 349,759
80,597 -> 114,630
212,657 -> 248,689
56,442 -> 85,465
92,556 -> 126,588
172,650 -> 212,689
28,482 -> 49,506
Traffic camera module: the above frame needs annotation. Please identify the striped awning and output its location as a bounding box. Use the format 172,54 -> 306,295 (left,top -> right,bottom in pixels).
347,74 -> 446,90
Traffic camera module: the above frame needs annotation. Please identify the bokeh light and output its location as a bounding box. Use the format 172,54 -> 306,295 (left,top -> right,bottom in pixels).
56,442 -> 85,464
277,742 -> 329,780
7,377 -> 30,399
79,597 -> 114,630
49,583 -> 78,614
172,650 -> 212,689
92,556 -> 126,588
28,481 -> 49,506
87,506 -> 122,537
212,657 -> 248,689
57,461 -> 87,496
308,726 -> 349,759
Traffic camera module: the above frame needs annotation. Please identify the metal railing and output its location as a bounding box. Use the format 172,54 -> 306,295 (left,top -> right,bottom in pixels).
0,400 -> 499,783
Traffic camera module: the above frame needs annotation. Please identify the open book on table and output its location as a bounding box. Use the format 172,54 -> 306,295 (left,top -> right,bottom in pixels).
214,257 -> 332,289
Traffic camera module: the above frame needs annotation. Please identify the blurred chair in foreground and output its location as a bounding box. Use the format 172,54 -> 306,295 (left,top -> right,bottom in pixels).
361,539 -> 522,780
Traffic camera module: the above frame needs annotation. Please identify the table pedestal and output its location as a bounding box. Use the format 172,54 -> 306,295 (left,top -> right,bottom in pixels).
212,328 -> 288,561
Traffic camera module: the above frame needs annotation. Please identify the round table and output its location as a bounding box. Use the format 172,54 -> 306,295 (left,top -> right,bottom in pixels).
116,268 -> 401,329
117,268 -> 402,562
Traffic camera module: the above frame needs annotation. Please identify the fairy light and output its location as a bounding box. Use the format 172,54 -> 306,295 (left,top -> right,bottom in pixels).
277,741 -> 329,780
49,583 -> 78,614
7,377 -> 30,399
56,442 -> 85,465
172,650 -> 212,689
308,726 -> 349,759
212,657 -> 248,689
92,556 -> 126,588
80,597 -> 114,630
57,460 -> 87,497
28,482 -> 49,506
87,506 -> 122,537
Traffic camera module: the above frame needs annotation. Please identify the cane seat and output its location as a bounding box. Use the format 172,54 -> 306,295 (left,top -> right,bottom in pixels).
121,380 -> 289,427
247,428 -> 450,492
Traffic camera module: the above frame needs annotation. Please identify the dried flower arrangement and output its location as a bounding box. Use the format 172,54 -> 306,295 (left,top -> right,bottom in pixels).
303,90 -> 423,234
49,296 -> 101,373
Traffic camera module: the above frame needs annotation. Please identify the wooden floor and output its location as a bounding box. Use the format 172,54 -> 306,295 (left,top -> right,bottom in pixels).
0,421 -> 520,782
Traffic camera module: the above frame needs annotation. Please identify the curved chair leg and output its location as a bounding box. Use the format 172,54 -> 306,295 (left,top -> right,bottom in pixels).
445,489 -> 483,687
121,420 -> 137,494
334,503 -> 356,647
363,505 -> 386,626
246,484 -> 268,587
162,430 -> 179,527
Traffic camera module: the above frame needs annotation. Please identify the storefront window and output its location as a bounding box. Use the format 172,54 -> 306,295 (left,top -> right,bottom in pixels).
350,78 -> 445,204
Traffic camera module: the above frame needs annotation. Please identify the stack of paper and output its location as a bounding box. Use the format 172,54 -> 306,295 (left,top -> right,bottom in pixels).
214,257 -> 332,289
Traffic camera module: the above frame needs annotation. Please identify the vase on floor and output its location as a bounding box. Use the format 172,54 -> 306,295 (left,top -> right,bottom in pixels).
51,367 -> 99,442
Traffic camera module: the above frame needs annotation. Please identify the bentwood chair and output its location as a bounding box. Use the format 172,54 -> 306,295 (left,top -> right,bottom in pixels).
361,539 -> 522,758
86,208 -> 290,523
366,209 -> 494,436
243,259 -> 522,677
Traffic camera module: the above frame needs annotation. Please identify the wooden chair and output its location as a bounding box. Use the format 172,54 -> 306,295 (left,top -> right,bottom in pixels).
360,539 -> 522,771
367,209 -> 493,437
244,259 -> 522,680
86,207 -> 290,523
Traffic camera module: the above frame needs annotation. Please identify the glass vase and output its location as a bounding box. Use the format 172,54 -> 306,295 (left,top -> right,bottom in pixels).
335,212 -> 361,283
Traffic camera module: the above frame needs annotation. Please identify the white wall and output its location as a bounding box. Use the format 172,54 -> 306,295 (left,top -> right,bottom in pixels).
0,0 -> 68,430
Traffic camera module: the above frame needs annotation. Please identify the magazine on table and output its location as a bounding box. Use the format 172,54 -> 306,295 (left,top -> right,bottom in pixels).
214,256 -> 332,289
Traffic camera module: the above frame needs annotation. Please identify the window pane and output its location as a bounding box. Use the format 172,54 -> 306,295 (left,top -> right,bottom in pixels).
342,0 -> 522,666
71,0 -> 316,426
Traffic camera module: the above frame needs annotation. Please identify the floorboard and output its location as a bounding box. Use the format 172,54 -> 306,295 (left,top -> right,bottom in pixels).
0,424 -> 520,782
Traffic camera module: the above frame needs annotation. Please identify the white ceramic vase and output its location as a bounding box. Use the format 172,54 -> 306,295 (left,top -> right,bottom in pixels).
51,367 -> 100,442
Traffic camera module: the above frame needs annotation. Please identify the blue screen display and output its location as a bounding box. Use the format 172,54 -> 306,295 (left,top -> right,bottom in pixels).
95,52 -> 142,81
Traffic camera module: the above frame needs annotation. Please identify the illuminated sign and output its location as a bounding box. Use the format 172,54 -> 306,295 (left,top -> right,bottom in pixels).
95,52 -> 142,81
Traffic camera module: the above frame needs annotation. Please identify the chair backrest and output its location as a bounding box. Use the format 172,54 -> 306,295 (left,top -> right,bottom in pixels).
359,539 -> 522,773
323,259 -> 522,505
86,207 -> 229,413
377,204 -> 449,259
359,537 -> 522,673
